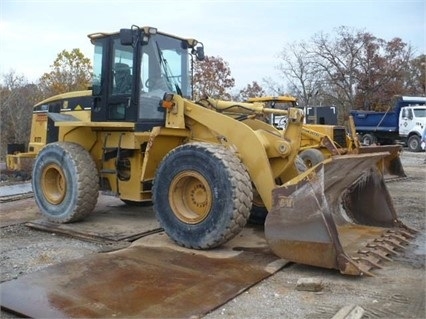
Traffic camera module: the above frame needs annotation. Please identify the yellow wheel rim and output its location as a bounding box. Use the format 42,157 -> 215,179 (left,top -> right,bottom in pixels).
169,171 -> 212,224
41,163 -> 67,205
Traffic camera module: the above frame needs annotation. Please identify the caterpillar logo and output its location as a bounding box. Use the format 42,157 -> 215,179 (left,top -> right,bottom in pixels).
278,196 -> 294,208
75,105 -> 83,110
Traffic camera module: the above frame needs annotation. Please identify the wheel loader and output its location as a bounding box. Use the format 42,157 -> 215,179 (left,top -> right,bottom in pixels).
7,25 -> 416,276
247,96 -> 406,178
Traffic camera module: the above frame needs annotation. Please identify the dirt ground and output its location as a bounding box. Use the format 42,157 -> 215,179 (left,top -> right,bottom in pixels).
0,150 -> 425,319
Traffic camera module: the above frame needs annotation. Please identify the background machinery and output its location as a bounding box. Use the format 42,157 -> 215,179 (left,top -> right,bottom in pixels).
351,96 -> 426,152
248,96 -> 406,178
6,26 -> 415,276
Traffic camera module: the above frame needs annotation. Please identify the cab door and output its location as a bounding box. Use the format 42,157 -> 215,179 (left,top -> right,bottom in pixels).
399,107 -> 413,137
92,36 -> 137,122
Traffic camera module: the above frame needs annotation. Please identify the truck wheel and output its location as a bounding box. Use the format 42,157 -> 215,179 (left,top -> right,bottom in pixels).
408,135 -> 421,152
299,149 -> 325,168
32,142 -> 99,223
361,134 -> 376,146
248,156 -> 307,225
152,142 -> 252,249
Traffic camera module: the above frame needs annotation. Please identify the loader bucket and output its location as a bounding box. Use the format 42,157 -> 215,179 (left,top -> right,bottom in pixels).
354,145 -> 406,178
265,153 -> 416,276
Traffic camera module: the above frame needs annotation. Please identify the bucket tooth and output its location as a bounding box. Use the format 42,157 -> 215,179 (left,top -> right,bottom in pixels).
340,256 -> 375,276
367,242 -> 400,256
352,251 -> 383,269
383,233 -> 410,245
375,238 -> 405,250
388,229 -> 416,239
359,248 -> 393,262
353,256 -> 383,270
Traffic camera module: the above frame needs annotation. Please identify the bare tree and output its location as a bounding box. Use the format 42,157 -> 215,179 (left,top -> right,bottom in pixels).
310,26 -> 366,118
276,26 -> 419,123
0,71 -> 40,159
355,36 -> 414,110
260,76 -> 287,96
276,41 -> 324,107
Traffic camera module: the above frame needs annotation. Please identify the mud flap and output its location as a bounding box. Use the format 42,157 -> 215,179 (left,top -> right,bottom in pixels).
265,153 -> 416,276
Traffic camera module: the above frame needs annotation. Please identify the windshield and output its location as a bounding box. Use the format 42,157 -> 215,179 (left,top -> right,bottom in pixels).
413,108 -> 426,118
141,33 -> 191,97
138,33 -> 192,121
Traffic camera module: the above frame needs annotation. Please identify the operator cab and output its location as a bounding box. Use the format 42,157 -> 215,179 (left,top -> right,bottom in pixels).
89,26 -> 204,131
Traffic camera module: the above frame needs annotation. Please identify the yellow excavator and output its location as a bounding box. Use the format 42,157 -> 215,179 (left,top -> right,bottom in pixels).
6,26 -> 415,276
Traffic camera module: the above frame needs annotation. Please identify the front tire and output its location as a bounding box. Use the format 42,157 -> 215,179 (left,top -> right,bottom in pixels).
408,135 -> 421,152
152,142 -> 253,249
32,142 -> 99,223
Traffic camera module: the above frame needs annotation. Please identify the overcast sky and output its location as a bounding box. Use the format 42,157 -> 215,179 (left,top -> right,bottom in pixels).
0,0 -> 425,90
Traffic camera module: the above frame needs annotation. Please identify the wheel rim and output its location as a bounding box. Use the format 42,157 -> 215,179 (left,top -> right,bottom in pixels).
169,171 -> 212,224
41,163 -> 67,205
410,139 -> 418,150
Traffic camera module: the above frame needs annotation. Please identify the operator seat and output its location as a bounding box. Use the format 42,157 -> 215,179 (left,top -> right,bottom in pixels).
114,63 -> 132,94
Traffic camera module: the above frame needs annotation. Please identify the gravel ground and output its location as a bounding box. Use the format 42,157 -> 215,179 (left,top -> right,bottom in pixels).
0,150 -> 425,318
0,225 -> 124,283
204,150 -> 426,319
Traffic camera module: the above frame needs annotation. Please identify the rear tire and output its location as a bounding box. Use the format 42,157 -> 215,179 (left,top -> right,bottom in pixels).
408,135 -> 421,152
361,133 -> 376,146
32,142 -> 99,223
299,149 -> 325,168
152,142 -> 252,249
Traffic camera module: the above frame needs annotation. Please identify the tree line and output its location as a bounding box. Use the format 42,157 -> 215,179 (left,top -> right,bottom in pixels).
274,26 -> 425,123
1,26 -> 424,159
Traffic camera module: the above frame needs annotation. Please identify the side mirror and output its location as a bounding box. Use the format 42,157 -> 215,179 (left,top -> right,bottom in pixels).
120,29 -> 134,45
195,46 -> 205,61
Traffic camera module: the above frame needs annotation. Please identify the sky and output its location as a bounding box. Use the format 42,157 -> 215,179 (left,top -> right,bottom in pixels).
0,0 -> 425,91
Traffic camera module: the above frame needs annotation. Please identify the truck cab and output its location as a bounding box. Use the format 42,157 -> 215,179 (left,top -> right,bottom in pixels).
398,105 -> 426,151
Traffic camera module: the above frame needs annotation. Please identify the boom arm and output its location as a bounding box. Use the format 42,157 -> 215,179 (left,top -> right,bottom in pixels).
161,94 -> 305,211
198,97 -> 292,116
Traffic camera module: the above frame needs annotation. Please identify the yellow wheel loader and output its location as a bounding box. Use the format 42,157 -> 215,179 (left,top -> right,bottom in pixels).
247,96 -> 406,178
7,26 -> 415,276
